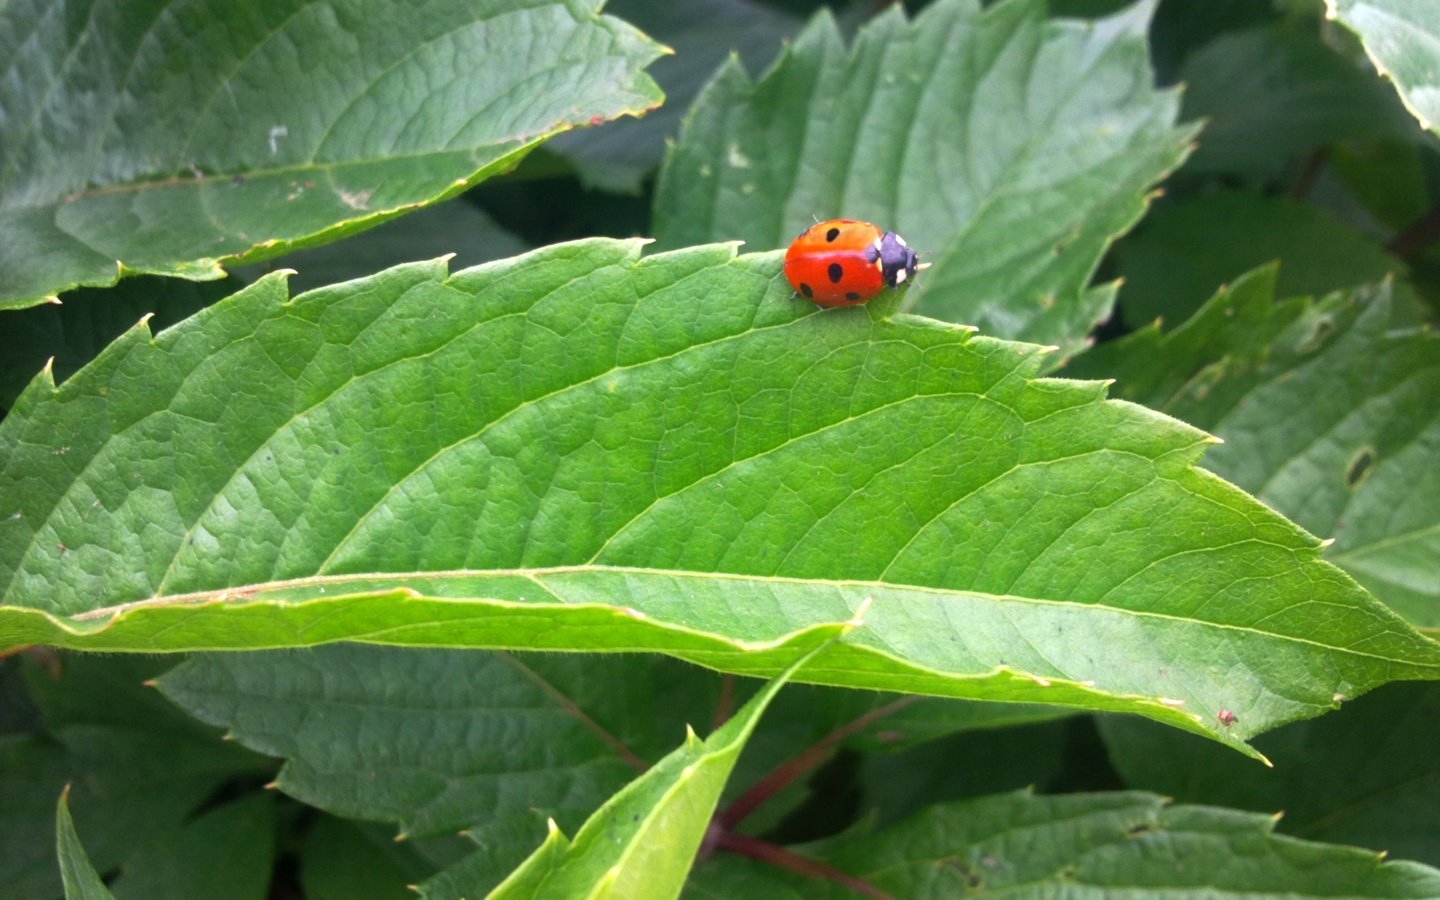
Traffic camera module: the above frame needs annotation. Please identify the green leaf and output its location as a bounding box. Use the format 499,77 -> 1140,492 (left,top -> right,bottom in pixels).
0,655 -> 270,900
157,647 -> 718,842
1071,269 -> 1440,626
0,277 -> 238,411
4,241 -> 1439,752
55,791 -> 117,900
485,638 -> 830,900
1179,24 -> 1421,178
1114,190 -> 1403,328
109,794 -> 277,900
548,0 -> 801,192
1326,0 -> 1440,135
0,0 -> 664,310
239,198 -> 530,296
685,789 -> 1440,897
300,816 -> 438,900
1100,681 -> 1440,869
652,0 -> 1195,353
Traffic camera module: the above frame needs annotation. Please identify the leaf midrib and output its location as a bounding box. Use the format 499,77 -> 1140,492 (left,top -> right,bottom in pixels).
53,563 -> 1440,670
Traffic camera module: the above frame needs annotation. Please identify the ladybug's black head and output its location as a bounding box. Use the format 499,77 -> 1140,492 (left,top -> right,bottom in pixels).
877,231 -> 919,289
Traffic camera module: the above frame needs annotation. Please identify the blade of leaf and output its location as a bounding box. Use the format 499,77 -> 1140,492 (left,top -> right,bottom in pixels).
55,790 -> 117,900
685,789 -> 1440,897
108,794 -> 277,900
1326,0 -> 1440,135
483,632 -> 842,900
3,240 -> 1440,753
652,0 -> 1195,354
1070,269 -> 1440,627
547,0 -> 801,192
157,647 -> 720,842
0,0 -> 664,309
1100,680 -> 1440,868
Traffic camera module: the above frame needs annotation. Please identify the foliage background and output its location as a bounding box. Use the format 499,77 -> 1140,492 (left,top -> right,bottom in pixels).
2,0 -> 1439,897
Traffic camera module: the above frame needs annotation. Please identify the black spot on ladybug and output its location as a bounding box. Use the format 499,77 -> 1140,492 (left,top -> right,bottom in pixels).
825,227 -> 841,242
846,292 -> 861,301
800,283 -> 813,298
827,263 -> 843,283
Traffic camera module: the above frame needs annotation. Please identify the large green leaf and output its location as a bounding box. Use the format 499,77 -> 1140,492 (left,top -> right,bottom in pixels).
684,789 -> 1440,897
158,647 -> 718,842
1070,268 -> 1440,626
1326,0 -> 1440,135
652,0 -> 1194,353
3,241 -> 1439,753
0,0 -> 664,310
1100,681 -> 1440,868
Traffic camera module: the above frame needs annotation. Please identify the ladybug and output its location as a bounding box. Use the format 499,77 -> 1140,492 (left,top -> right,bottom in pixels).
783,218 -> 924,308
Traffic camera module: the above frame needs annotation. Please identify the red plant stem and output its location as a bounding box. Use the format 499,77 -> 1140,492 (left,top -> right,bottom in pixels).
1388,202 -> 1440,258
718,696 -> 919,829
713,830 -> 895,900
711,673 -> 737,731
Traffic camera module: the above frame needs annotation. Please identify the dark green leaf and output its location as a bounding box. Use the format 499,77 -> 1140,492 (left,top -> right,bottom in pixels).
0,0 -> 664,309
1180,24 -> 1420,178
548,0 -> 801,192
109,795 -> 276,900
685,790 -> 1440,897
300,816 -> 438,900
0,655 -> 270,900
1114,190 -> 1402,328
1100,681 -> 1440,868
4,241 -> 1439,751
652,0 -> 1194,353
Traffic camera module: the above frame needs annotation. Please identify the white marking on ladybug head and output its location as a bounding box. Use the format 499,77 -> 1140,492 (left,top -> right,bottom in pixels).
895,235 -> 908,247
894,269 -> 907,284
872,238 -> 883,251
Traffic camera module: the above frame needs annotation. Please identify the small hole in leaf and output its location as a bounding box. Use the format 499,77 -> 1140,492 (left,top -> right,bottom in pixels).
1345,448 -> 1375,488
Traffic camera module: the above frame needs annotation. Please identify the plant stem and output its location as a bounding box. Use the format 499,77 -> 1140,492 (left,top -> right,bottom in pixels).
712,829 -> 895,900
718,696 -> 919,829
1388,202 -> 1440,258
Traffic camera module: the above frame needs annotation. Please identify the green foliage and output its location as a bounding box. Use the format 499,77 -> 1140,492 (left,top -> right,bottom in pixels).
1327,0 -> 1440,135
0,0 -> 664,310
653,0 -> 1195,355
4,0 -> 1440,896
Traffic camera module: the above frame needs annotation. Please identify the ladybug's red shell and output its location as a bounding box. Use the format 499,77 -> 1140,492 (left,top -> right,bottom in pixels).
783,218 -> 920,308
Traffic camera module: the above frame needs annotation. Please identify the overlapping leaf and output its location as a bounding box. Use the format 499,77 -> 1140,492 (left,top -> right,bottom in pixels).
652,0 -> 1195,353
484,642 -> 829,900
685,789 -> 1440,897
1100,681 -> 1440,868
1326,0 -> 1440,135
55,793 -> 115,900
0,0 -> 663,309
1071,268 -> 1440,626
3,241 -> 1439,753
